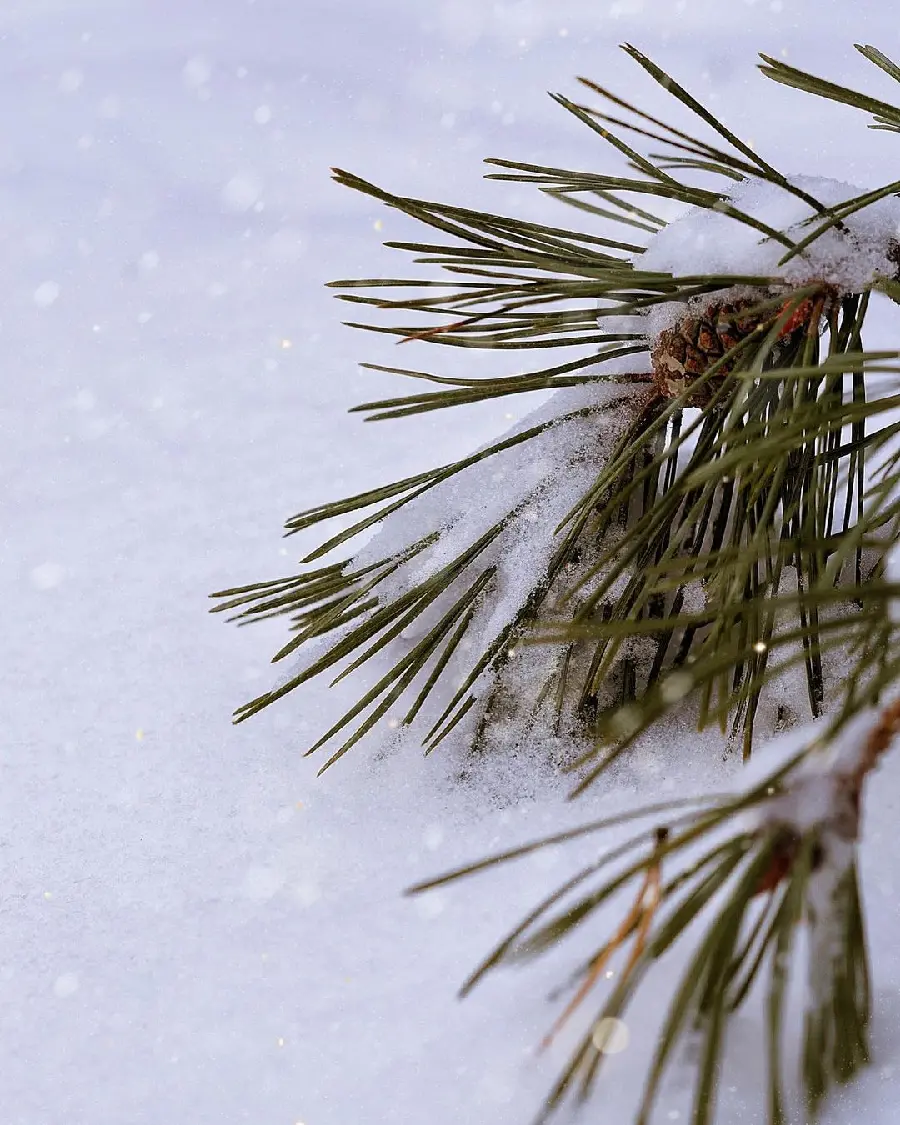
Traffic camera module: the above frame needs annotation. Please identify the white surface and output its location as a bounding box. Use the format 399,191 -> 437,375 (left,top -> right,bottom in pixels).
6,3 -> 900,1124
641,174 -> 900,294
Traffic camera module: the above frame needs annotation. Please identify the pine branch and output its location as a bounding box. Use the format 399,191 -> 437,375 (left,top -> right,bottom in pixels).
759,46 -> 900,131
411,700 -> 900,1124
216,44 -> 900,1120
214,40 -> 900,789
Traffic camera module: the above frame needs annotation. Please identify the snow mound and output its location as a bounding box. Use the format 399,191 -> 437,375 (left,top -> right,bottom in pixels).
641,173 -> 900,308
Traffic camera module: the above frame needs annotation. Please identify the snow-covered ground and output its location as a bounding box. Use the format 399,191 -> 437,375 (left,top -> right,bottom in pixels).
6,2 -> 900,1122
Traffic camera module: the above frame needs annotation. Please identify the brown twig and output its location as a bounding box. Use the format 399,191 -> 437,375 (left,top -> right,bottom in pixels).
539,827 -> 667,1052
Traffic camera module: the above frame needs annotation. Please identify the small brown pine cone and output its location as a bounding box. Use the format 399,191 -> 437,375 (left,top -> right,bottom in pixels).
650,288 -> 835,407
651,299 -> 759,406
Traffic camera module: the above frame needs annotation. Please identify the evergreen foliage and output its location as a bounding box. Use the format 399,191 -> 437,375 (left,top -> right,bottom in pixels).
214,42 -> 900,1125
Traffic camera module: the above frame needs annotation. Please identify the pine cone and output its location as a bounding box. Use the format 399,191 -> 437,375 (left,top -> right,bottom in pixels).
651,299 -> 759,406
651,287 -> 835,406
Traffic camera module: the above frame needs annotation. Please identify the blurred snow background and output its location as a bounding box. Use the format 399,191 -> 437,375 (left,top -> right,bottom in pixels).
5,1 -> 900,1123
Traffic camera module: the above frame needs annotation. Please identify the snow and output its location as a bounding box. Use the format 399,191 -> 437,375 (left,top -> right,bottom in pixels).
642,174 -> 900,295
6,3 -> 900,1125
641,172 -> 900,348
